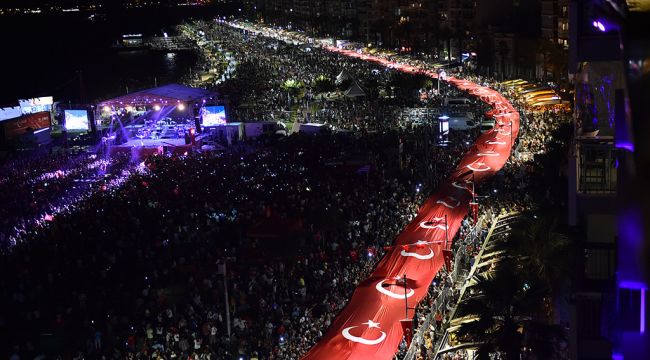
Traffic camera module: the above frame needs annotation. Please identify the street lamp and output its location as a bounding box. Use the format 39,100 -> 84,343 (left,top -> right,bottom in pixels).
382,274 -> 418,347
459,169 -> 479,223
438,115 -> 450,146
508,120 -> 513,146
468,172 -> 479,223
458,169 -> 476,196
437,68 -> 447,96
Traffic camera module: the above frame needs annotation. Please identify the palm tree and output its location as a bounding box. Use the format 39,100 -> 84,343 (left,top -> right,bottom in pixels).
456,262 -> 543,359
493,214 -> 574,327
455,259 -> 552,359
522,321 -> 567,359
281,79 -> 304,106
496,215 -> 573,296
313,74 -> 333,94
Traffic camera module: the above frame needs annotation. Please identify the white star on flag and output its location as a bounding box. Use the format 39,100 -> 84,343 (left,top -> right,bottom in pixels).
363,320 -> 381,329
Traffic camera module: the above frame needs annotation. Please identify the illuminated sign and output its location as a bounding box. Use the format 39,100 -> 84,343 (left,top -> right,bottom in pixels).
0,106 -> 22,121
19,96 -> 54,115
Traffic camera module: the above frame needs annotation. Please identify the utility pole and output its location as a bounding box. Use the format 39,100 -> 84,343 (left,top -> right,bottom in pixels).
403,274 -> 408,319
444,214 -> 449,249
218,261 -> 231,340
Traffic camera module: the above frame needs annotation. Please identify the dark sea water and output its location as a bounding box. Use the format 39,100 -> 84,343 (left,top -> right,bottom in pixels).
0,6 -> 231,105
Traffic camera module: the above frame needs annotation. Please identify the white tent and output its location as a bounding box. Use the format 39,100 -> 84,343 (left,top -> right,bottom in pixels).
344,81 -> 367,98
335,70 -> 354,86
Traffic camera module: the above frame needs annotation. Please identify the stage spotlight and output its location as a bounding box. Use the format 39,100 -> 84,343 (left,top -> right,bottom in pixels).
125,106 -> 133,112
178,103 -> 186,111
153,105 -> 161,111
103,106 -> 110,112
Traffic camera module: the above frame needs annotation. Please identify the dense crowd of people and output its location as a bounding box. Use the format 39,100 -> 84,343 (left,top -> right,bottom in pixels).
0,149 -> 137,249
182,20 -> 486,132
401,83 -> 571,360
1,128 -> 475,359
0,17 -> 573,360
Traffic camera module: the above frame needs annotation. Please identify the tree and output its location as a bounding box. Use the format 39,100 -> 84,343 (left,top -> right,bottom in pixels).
496,214 -> 572,296
281,79 -> 304,106
281,79 -> 304,96
313,75 -> 334,94
454,259 -> 566,359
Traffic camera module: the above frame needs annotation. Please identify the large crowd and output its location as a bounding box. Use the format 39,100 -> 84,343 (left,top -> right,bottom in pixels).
0,18 -> 572,360
400,82 -> 571,360
1,127 -> 476,359
0,149 -> 137,249
182,21 -> 487,132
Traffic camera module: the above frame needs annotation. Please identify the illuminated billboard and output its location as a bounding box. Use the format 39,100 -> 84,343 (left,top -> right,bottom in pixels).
0,106 -> 22,121
201,106 -> 226,126
19,96 -> 54,114
65,110 -> 89,131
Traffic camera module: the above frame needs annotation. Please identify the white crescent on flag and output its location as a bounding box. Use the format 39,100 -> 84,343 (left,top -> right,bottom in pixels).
419,221 -> 447,230
437,197 -> 460,208
452,181 -> 473,192
466,162 -> 491,172
375,279 -> 416,299
400,240 -> 435,260
342,320 -> 387,345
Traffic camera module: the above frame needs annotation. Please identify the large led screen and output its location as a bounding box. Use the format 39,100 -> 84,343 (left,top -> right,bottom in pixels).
65,110 -> 89,131
19,96 -> 54,114
201,106 -> 226,126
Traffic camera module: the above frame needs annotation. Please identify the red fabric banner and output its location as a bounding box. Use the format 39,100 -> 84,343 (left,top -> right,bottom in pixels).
302,48 -> 520,360
470,201 -> 479,223
442,249 -> 454,272
400,319 -> 414,348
